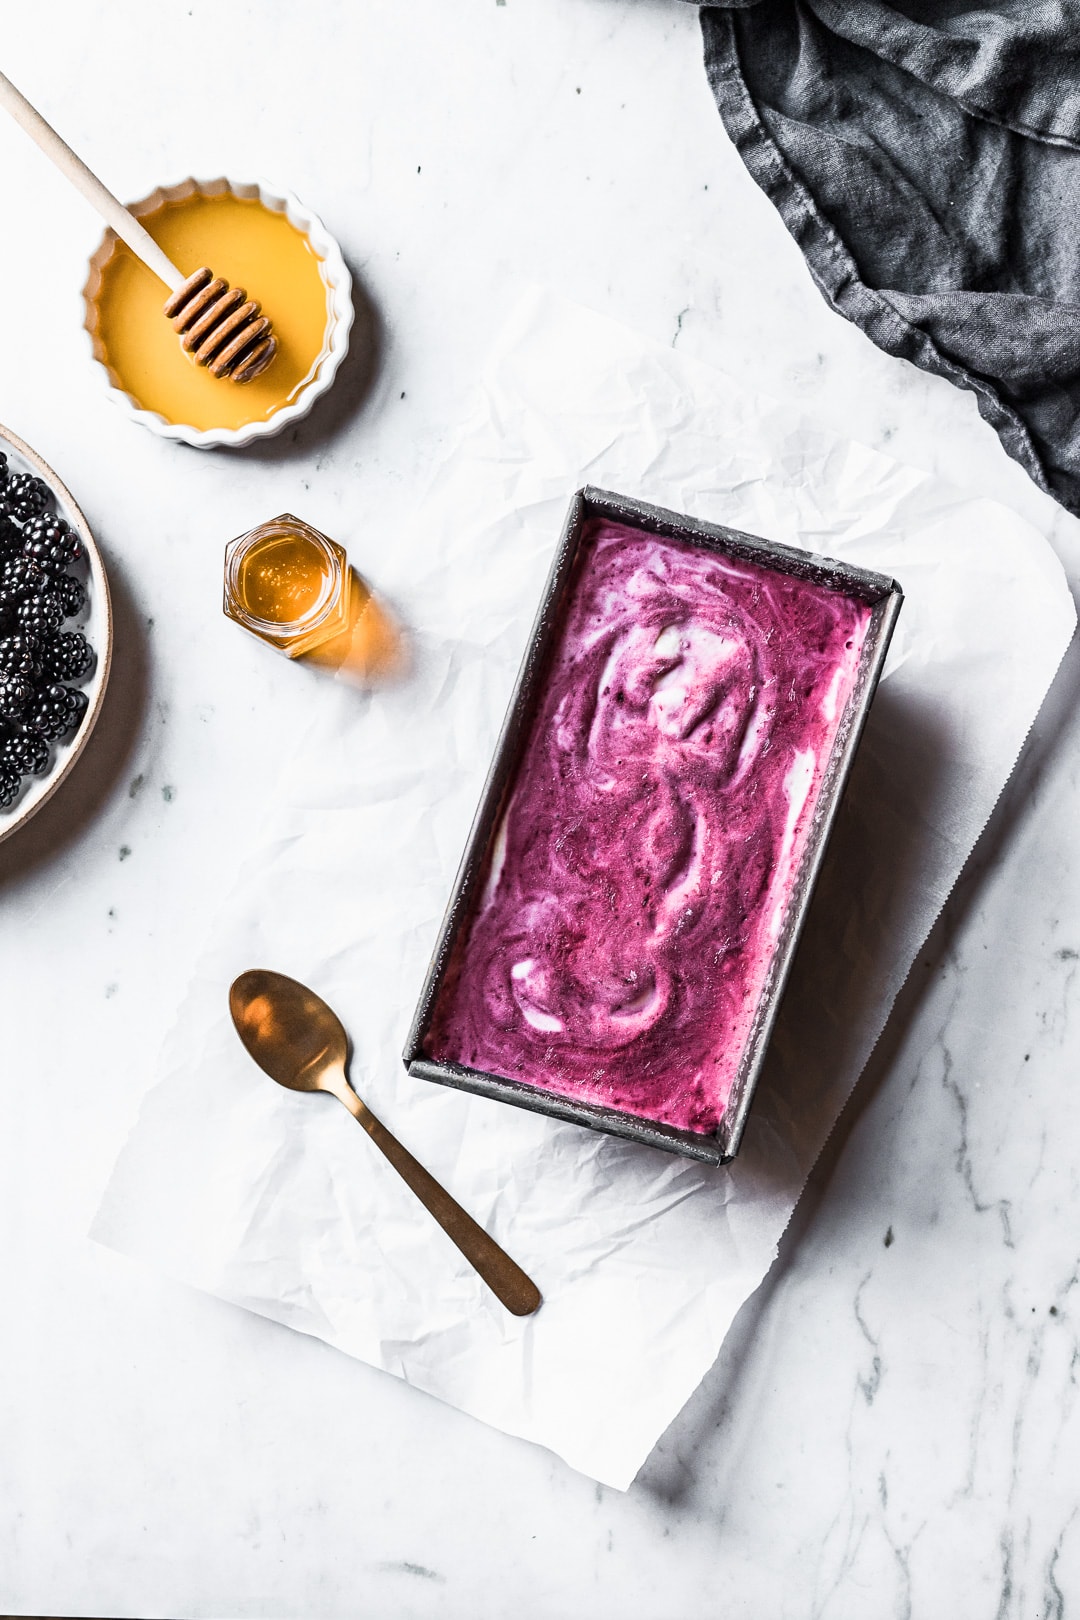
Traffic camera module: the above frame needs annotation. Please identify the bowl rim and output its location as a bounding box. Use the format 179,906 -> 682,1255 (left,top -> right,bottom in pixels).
81,175 -> 354,451
0,423 -> 114,845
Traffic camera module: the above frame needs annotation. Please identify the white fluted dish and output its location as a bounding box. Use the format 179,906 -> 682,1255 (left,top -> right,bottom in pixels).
81,177 -> 353,450
0,425 -> 113,845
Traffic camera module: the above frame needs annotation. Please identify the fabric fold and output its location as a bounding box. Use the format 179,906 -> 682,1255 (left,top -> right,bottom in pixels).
690,0 -> 1080,513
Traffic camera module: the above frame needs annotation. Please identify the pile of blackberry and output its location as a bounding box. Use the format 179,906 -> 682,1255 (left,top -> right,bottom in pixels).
0,452 -> 93,810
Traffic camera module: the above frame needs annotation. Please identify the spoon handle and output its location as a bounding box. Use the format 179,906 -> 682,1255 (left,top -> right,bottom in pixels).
339,1089 -> 542,1317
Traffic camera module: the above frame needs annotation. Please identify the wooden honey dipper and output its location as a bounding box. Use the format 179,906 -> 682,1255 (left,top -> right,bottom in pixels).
0,70 -> 277,383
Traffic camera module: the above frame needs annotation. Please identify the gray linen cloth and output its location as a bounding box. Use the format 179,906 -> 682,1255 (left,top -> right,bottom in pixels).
687,2 -> 1080,513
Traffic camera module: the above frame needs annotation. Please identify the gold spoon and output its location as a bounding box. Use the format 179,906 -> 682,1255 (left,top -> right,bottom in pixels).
229,969 -> 542,1317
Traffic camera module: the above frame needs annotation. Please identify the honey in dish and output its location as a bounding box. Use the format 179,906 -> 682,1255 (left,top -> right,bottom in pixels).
93,192 -> 330,431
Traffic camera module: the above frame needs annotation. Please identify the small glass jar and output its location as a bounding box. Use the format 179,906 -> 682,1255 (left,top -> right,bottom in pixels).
224,514 -> 351,657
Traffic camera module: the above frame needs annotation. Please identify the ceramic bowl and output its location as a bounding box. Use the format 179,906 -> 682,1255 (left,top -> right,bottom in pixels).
81,176 -> 353,451
0,424 -> 113,844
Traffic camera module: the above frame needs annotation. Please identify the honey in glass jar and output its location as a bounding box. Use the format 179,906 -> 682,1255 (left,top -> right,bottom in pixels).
224,514 -> 350,657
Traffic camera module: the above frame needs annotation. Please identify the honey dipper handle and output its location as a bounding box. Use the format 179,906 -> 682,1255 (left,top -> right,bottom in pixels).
0,69 -> 183,293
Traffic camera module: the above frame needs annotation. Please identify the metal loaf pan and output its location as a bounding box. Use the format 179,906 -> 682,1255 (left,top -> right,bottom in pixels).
403,488 -> 903,1165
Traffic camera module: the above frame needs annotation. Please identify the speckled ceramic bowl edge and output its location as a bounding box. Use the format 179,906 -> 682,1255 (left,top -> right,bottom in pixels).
0,424 -> 113,844
81,176 -> 354,451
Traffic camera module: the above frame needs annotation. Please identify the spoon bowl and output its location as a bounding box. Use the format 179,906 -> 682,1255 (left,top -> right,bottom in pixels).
230,968 -> 347,1093
228,969 -> 542,1317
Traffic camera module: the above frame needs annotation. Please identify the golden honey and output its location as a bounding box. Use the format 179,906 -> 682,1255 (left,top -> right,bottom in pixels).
236,532 -> 328,625
225,516 -> 350,657
225,514 -> 407,681
92,192 -> 330,432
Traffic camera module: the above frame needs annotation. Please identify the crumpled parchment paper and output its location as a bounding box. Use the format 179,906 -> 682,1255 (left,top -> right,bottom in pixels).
92,288 -> 1076,1490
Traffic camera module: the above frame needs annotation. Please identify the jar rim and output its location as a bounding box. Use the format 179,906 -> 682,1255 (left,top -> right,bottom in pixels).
225,515 -> 344,639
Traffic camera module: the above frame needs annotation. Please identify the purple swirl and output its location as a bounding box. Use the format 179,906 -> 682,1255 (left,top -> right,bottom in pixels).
424,520 -> 871,1134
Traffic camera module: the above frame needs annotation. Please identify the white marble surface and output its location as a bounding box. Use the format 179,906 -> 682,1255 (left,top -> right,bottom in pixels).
1,3 -> 1079,1617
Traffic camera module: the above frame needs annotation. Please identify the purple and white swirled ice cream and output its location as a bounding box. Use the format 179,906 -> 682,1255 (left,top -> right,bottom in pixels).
423,518 -> 873,1136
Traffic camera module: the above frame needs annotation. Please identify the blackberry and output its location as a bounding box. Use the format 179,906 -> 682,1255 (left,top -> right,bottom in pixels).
54,574 -> 86,619
0,674 -> 32,719
37,630 -> 93,683
0,452 -> 7,492
0,633 -> 40,677
16,592 -> 64,638
25,682 -> 87,742
0,519 -> 22,562
1,723 -> 50,777
0,555 -> 47,603
0,770 -> 19,810
4,472 -> 50,524
21,513 -> 82,570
